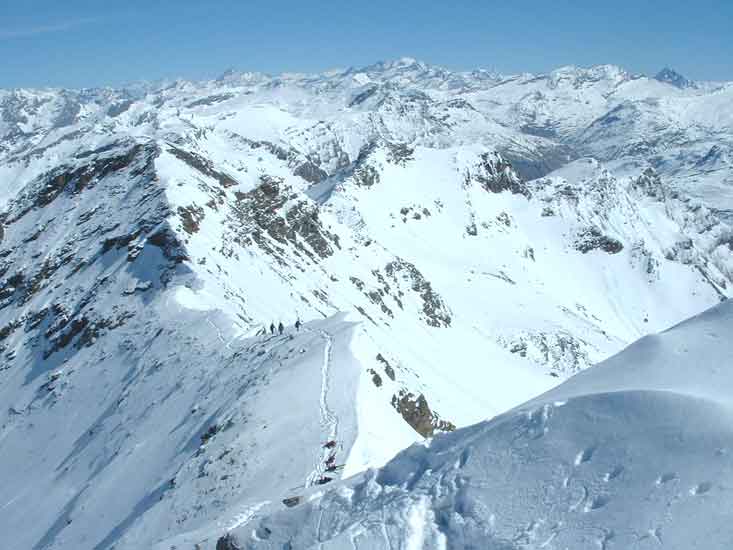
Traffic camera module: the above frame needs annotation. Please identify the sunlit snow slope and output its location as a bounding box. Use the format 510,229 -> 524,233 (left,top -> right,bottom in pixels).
230,299 -> 733,550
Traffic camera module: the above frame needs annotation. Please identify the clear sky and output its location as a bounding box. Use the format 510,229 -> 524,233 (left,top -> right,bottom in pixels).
1,0 -> 732,89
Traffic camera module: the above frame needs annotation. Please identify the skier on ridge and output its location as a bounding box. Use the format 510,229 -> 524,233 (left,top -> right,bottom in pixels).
270,323 -> 275,335
295,318 -> 302,332
278,322 -> 284,335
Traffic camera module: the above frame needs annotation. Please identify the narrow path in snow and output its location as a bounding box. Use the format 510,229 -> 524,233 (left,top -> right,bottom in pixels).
206,315 -> 235,350
305,329 -> 340,487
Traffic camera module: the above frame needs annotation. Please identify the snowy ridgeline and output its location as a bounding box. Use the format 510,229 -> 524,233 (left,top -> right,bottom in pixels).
224,300 -> 733,550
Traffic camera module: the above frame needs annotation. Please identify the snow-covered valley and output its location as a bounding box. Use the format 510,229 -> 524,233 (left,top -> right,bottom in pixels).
1,58 -> 732,549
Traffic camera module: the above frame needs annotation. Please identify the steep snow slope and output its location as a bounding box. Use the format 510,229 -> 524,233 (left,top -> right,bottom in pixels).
228,299 -> 733,550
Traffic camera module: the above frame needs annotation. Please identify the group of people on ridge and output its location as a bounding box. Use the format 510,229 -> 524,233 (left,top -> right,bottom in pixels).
269,318 -> 302,335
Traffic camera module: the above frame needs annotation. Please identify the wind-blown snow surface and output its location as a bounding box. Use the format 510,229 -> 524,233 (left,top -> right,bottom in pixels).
231,299 -> 733,550
0,59 -> 733,549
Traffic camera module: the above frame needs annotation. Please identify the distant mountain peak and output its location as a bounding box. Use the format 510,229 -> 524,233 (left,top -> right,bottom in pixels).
361,57 -> 430,74
655,67 -> 694,88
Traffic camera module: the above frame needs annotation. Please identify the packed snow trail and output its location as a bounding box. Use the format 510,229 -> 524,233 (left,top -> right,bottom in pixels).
305,329 -> 340,487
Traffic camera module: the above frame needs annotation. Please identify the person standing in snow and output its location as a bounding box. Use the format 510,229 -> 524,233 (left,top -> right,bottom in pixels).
270,323 -> 275,335
278,322 -> 284,335
295,319 -> 302,332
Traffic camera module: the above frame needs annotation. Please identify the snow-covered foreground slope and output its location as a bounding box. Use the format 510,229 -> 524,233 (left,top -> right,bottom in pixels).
229,299 -> 733,550
0,307 -> 417,550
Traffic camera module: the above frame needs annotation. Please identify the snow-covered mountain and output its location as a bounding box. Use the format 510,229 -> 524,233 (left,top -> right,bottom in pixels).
226,298 -> 733,549
0,59 -> 732,549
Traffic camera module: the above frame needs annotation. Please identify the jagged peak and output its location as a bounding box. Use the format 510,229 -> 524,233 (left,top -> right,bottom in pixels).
655,67 -> 694,88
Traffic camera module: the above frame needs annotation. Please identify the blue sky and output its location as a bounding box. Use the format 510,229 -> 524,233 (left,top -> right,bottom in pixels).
1,0 -> 731,88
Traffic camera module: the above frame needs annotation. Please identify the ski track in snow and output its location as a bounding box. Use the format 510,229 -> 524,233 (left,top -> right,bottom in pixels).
306,329 -> 339,487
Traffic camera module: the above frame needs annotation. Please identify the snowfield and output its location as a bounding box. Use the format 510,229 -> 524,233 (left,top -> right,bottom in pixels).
0,58 -> 732,548
229,299 -> 733,549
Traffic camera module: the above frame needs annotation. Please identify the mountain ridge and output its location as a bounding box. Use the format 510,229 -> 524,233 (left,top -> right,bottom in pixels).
0,58 -> 732,549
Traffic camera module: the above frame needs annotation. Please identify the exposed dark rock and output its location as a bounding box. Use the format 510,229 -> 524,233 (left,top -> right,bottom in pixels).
0,318 -> 22,343
376,353 -> 396,381
293,160 -> 328,184
227,134 -> 290,162
216,532 -> 242,550
385,259 -> 451,327
102,232 -> 138,255
496,212 -> 512,227
201,424 -> 220,445
465,152 -> 531,198
385,142 -> 414,166
574,227 -> 623,254
186,93 -> 235,109
630,240 -> 659,278
486,271 -> 516,285
44,317 -> 89,358
655,67 -> 693,89
353,162 -> 380,188
349,142 -> 381,188
632,167 -> 666,201
168,146 -> 238,188
178,205 -> 205,234
282,496 -> 302,508
0,272 -> 24,301
368,369 -> 383,387
147,226 -> 189,263
44,307 -> 134,359
510,342 -> 528,357
349,276 -> 365,291
391,391 -> 455,437
443,98 -> 477,111
107,100 -> 134,118
348,85 -> 379,107
366,290 -> 394,318
8,142 -> 159,223
228,175 -> 338,263
25,307 -> 49,331
504,330 -> 590,374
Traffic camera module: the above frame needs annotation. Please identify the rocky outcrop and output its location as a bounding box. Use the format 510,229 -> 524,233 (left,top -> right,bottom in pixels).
502,330 -> 592,375
574,226 -> 623,254
168,146 -> 238,188
465,152 -> 531,198
216,533 -> 242,550
228,175 -> 339,263
391,390 -> 455,437
384,259 -> 451,327
8,142 -> 159,223
385,142 -> 414,166
632,167 -> 666,201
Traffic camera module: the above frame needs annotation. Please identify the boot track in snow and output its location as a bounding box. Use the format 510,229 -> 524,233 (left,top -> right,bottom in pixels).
305,329 -> 339,487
